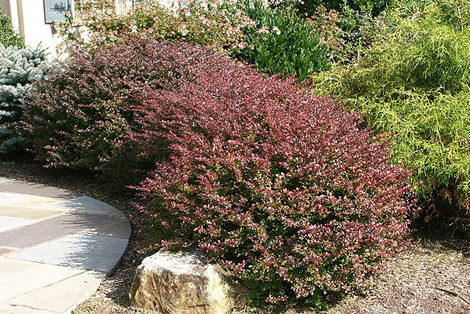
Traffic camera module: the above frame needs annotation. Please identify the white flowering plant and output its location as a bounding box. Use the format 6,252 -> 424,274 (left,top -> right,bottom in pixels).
58,0 -> 256,51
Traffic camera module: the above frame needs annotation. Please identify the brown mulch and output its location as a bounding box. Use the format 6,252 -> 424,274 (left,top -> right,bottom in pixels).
0,153 -> 469,314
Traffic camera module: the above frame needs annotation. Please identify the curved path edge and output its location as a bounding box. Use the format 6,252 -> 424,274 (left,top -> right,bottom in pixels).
0,177 -> 131,314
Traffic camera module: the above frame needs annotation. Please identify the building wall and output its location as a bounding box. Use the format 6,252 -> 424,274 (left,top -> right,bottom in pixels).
0,0 -> 184,58
0,0 -> 62,57
18,0 -> 62,55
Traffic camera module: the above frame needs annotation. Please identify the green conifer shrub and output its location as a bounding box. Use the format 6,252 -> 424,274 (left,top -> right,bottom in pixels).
0,45 -> 46,153
313,0 -> 470,232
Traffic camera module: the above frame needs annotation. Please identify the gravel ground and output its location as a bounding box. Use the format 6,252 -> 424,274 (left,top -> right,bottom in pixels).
1,153 -> 469,314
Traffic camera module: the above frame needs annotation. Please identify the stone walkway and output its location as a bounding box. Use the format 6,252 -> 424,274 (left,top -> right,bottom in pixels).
0,177 -> 131,313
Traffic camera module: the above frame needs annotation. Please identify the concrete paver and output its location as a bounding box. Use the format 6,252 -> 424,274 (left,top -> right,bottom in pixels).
0,182 -> 79,199
0,213 -> 114,249
0,259 -> 84,302
0,216 -> 35,233
9,233 -> 129,274
43,196 -> 123,217
6,271 -> 102,314
0,205 -> 64,220
0,177 -> 131,313
0,193 -> 33,206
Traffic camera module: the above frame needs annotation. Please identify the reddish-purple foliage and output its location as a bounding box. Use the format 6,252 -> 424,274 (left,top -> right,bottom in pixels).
22,38 -> 251,186
135,69 -> 416,300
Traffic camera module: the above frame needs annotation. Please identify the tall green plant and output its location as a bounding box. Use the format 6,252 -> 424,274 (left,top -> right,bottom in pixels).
0,8 -> 24,48
233,0 -> 330,80
314,0 -> 470,222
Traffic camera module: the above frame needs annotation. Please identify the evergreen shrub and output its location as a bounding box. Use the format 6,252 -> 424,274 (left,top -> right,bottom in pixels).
22,38 -> 252,186
313,0 -> 470,229
135,65 -> 416,303
0,45 -> 46,153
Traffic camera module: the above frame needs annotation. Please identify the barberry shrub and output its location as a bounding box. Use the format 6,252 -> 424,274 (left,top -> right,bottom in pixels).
135,67 -> 415,303
0,45 -> 46,153
22,38 -> 251,186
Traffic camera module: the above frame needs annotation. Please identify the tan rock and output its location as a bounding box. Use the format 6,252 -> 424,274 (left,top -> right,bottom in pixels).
130,249 -> 244,314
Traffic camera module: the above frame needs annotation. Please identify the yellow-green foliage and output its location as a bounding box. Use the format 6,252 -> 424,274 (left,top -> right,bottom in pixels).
313,0 -> 470,210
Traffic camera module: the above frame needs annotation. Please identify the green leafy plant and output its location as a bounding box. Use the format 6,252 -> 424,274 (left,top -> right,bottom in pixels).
313,0 -> 470,230
0,8 -> 24,48
232,0 -> 330,80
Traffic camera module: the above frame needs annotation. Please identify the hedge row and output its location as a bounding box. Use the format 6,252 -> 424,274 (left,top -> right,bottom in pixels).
23,38 -> 416,304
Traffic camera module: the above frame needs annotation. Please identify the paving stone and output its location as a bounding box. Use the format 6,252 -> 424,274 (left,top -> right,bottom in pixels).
0,303 -> 57,313
0,257 -> 35,277
84,216 -> 131,239
0,258 -> 83,302
43,196 -> 124,217
0,215 -> 35,233
14,196 -> 68,208
0,179 -> 131,313
0,193 -> 33,205
0,177 -> 12,184
0,213 -> 113,249
0,205 -> 64,220
0,247 -> 16,256
8,233 -> 129,275
0,181 -> 79,199
5,271 -> 103,314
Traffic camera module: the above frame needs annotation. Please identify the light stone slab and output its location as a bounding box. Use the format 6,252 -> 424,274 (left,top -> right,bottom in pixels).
0,215 -> 35,232
14,196 -> 68,208
0,205 -> 64,220
0,258 -> 83,302
0,177 -> 12,184
0,257 -> 36,277
0,181 -> 79,199
8,233 -> 129,274
5,271 -> 103,314
0,179 -> 131,313
0,247 -> 16,256
43,196 -> 124,217
84,216 -> 131,239
0,303 -> 57,313
0,193 -> 33,205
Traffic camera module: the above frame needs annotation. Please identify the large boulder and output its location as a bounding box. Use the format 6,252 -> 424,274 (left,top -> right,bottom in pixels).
130,249 -> 244,314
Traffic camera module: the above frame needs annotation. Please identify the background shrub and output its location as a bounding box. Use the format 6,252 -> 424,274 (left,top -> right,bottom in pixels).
0,8 -> 24,48
313,0 -> 470,231
292,0 -> 398,17
135,65 -> 415,304
0,45 -> 46,153
22,38 -> 252,187
59,0 -> 254,52
61,0 -> 334,81
232,0 -> 330,80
